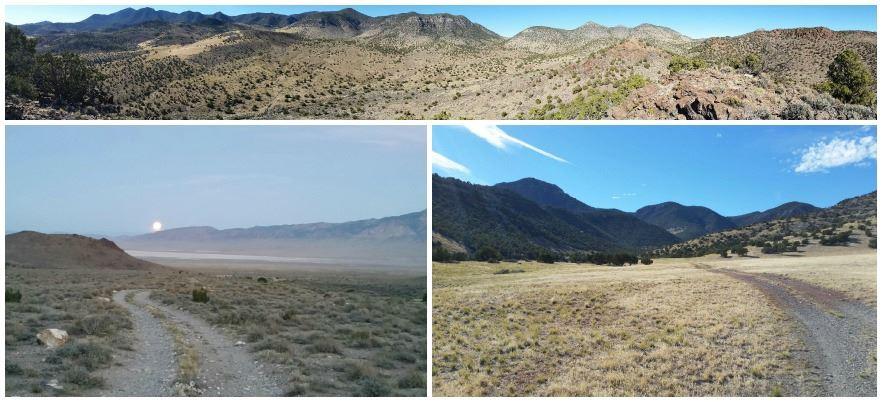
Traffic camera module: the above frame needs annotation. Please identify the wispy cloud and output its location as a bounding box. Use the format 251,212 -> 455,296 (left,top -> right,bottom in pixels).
432,151 -> 470,174
463,123 -> 569,163
794,135 -> 877,173
611,192 -> 637,200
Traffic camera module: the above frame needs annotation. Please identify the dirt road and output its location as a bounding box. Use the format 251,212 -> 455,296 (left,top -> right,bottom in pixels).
704,265 -> 876,396
89,289 -> 285,396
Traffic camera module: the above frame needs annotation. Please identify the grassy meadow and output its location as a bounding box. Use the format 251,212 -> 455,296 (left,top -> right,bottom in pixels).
432,247 -> 875,396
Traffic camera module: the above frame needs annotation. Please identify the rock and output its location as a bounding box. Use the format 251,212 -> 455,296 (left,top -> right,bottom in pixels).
36,329 -> 69,349
234,341 -> 246,347
95,297 -> 111,303
46,379 -> 63,390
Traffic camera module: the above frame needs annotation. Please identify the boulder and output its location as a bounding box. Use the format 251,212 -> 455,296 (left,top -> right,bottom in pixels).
95,297 -> 111,303
36,329 -> 69,349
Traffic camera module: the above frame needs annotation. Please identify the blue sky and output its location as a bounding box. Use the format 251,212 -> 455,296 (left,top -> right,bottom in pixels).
6,5 -> 875,38
7,125 -> 426,236
432,125 -> 877,216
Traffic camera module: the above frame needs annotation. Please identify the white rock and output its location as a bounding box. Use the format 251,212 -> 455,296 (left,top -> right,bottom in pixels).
234,341 -> 246,347
36,329 -> 69,349
95,297 -> 111,303
46,379 -> 63,390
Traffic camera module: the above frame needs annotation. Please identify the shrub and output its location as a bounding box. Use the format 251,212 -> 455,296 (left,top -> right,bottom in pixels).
821,49 -> 874,106
493,268 -> 525,275
312,338 -> 342,354
475,246 -> 501,263
72,313 -> 131,336
5,24 -> 37,99
640,256 -> 653,265
55,341 -> 113,370
733,246 -> 749,257
5,288 -> 22,303
33,52 -> 106,106
192,288 -> 209,303
537,251 -> 556,264
870,238 -> 876,249
257,277 -> 268,283
719,249 -> 729,258
743,53 -> 763,75
781,101 -> 813,120
62,366 -> 104,389
669,56 -> 706,73
6,360 -> 23,376
358,378 -> 392,397
397,370 -> 426,389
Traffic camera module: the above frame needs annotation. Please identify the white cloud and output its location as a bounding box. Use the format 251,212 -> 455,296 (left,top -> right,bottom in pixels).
463,123 -> 569,163
431,151 -> 470,174
794,136 -> 877,173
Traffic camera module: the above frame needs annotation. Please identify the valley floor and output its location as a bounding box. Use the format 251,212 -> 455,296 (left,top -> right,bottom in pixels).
5,260 -> 427,396
432,246 -> 876,396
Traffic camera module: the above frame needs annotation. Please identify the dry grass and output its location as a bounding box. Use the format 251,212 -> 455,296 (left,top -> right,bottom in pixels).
691,249 -> 876,306
433,259 -> 815,396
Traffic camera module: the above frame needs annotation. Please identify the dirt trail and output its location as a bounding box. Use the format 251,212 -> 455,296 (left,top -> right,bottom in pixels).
90,289 -> 285,397
86,289 -> 177,396
139,291 -> 286,396
699,264 -> 876,396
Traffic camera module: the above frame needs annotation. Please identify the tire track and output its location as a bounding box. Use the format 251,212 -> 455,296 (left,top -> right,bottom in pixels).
86,289 -> 177,396
698,264 -> 876,396
88,289 -> 285,396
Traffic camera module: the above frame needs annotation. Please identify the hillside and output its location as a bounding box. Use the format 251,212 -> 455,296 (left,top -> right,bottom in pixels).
432,175 -> 679,259
692,27 -> 877,85
505,21 -> 693,54
656,191 -> 877,257
6,231 -> 162,270
494,178 -> 681,248
7,7 -> 876,120
729,201 -> 821,227
635,202 -> 737,240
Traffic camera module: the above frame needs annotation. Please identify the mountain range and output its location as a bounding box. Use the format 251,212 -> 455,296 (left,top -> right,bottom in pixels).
8,7 -> 875,120
115,210 -> 427,267
432,175 -> 834,258
19,7 -> 502,47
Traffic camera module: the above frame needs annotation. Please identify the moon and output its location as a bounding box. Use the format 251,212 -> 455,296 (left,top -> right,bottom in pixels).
152,221 -> 163,232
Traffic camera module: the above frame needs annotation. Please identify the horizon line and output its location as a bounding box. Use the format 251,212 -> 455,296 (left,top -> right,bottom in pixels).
432,173 -> 875,216
9,5 -> 877,39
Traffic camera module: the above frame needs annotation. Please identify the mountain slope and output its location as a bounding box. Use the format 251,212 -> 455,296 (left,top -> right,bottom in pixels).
6,231 -> 162,270
432,175 -> 679,258
656,191 -> 876,257
635,202 -> 737,240
691,27 -> 877,84
505,21 -> 694,54
494,178 -> 681,248
729,201 -> 821,227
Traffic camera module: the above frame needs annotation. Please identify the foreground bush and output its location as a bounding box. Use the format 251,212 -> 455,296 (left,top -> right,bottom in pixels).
820,49 -> 874,106
5,288 -> 22,303
192,288 -> 209,303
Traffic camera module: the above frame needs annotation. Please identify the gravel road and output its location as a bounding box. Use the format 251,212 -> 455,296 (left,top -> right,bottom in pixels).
86,289 -> 177,396
88,289 -> 286,396
713,267 -> 876,396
